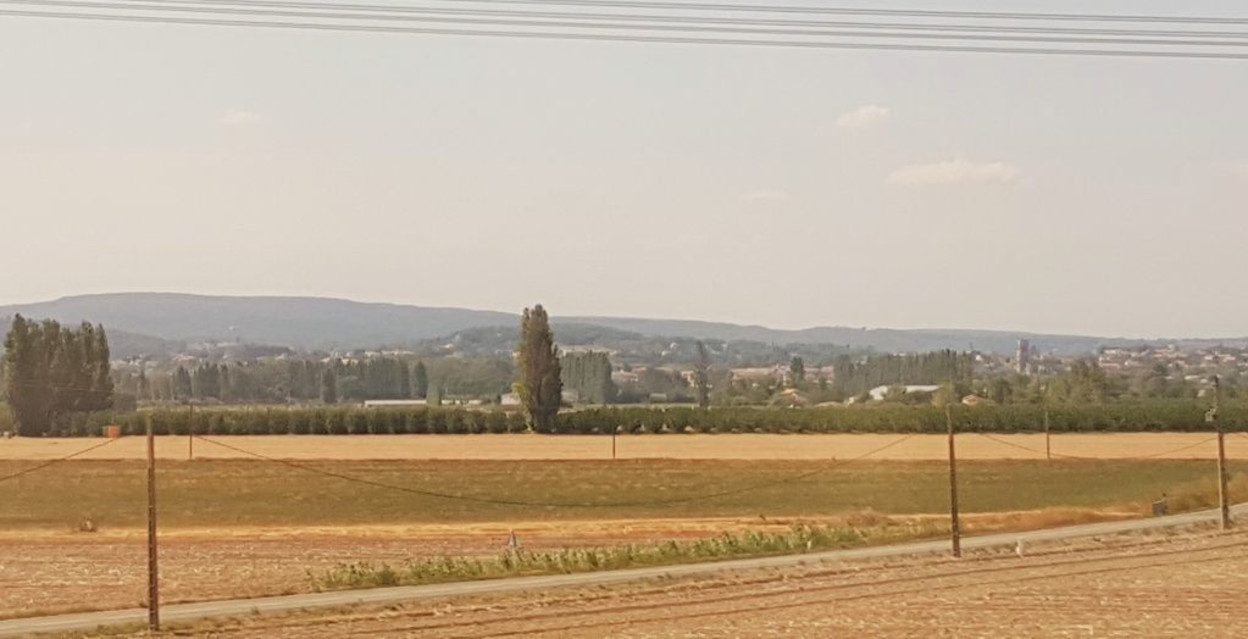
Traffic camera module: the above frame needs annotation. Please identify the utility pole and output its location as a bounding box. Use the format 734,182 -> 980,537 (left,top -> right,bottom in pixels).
1043,396 -> 1051,462
146,414 -> 161,631
946,403 -> 962,558
1211,376 -> 1231,530
188,403 -> 194,461
611,427 -> 617,461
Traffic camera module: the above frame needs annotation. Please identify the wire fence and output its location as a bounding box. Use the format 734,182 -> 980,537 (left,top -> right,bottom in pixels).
0,436 -> 118,484
974,432 -> 1223,461
191,432 -> 920,508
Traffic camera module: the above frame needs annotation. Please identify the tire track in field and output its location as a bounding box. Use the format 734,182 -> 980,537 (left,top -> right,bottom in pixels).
335,539 -> 1248,637
468,548 -> 1248,638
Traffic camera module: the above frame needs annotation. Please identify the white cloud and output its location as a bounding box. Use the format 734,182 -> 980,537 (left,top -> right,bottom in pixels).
836,105 -> 891,129
219,109 -> 261,125
741,189 -> 789,201
887,158 -> 1022,187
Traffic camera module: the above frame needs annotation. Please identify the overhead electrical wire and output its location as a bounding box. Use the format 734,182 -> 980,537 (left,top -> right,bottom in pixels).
154,0 -> 1248,26
4,6 -> 1248,59
6,0 -> 1248,49
18,0 -> 1248,41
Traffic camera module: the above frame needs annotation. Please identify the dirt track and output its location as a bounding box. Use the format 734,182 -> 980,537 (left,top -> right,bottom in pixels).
101,528 -> 1248,638
4,433 -> 1246,461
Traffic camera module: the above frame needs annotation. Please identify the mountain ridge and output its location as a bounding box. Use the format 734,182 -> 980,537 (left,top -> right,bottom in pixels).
2,293 -> 1239,356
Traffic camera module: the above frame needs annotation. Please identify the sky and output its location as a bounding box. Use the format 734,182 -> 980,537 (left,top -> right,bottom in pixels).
1,0 -> 1246,339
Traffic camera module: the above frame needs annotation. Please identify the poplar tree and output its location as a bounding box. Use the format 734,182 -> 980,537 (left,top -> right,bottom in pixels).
320,368 -> 338,404
693,341 -> 710,409
790,356 -> 806,386
412,360 -> 429,398
3,316 -> 115,435
516,305 -> 562,432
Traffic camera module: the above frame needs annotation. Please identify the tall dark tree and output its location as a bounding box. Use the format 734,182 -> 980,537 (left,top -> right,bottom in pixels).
320,368 -> 338,404
137,367 -> 151,401
789,356 -> 806,386
3,316 -> 43,436
3,316 -> 114,436
693,341 -> 710,409
516,305 -> 562,432
412,360 -> 429,399
172,366 -> 193,400
398,362 -> 412,399
561,351 -> 616,404
89,324 -> 113,410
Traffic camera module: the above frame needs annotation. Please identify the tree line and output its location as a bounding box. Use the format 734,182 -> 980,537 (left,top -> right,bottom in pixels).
830,350 -> 976,399
112,357 -> 512,404
2,316 -> 114,436
46,397 -> 1244,438
561,351 -> 615,404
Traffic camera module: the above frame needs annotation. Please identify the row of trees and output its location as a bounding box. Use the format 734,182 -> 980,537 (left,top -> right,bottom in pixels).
561,351 -> 615,404
2,316 -> 114,436
829,350 -> 976,398
113,356 -> 514,404
46,397 -> 1244,438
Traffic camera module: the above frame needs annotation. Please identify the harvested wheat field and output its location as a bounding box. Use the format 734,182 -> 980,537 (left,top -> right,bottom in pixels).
4,432 -> 1248,461
81,527 -> 1248,638
0,509 -> 1146,621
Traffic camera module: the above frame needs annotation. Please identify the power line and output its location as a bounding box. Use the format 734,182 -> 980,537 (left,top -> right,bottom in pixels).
6,7 -> 1248,59
192,432 -> 916,508
0,437 -> 118,484
241,0 -> 1248,26
9,0 -> 1247,48
25,0 -> 1248,40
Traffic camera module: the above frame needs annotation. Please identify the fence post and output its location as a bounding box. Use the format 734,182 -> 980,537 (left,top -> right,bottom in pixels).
1212,376 -> 1231,530
947,404 -> 961,558
146,414 -> 161,631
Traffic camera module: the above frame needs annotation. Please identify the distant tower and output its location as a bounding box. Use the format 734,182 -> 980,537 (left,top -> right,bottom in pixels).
1016,339 -> 1032,374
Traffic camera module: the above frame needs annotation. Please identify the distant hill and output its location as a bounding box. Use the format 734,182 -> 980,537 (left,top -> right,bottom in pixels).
560,317 -> 1126,356
421,323 -> 861,367
0,292 -> 1220,356
0,293 -> 514,351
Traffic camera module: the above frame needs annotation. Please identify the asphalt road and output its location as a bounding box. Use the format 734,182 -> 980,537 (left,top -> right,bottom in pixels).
3,504 -> 1243,638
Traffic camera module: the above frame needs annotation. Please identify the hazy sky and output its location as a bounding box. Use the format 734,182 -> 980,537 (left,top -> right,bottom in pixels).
2,1 -> 1245,338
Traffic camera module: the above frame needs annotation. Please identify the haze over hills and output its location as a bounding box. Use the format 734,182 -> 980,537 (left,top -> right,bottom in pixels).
0,292 -> 1233,357
0,293 -> 513,352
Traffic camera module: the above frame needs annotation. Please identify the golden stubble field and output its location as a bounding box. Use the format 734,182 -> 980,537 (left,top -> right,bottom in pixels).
92,528 -> 1248,638
3,432 -> 1247,461
5,433 -> 1247,625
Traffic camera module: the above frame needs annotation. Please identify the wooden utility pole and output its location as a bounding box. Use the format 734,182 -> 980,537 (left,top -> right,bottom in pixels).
1043,396 -> 1051,462
1212,376 -> 1231,530
146,414 -> 161,631
946,403 -> 962,558
611,428 -> 617,461
188,403 -> 194,461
